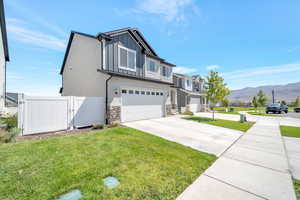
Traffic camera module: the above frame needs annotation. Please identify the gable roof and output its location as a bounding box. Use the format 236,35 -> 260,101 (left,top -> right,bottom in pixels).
0,0 -> 9,61
60,28 -> 176,75
98,27 -> 158,57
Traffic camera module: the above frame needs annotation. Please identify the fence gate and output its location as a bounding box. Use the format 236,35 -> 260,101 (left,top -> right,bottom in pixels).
18,95 -> 105,136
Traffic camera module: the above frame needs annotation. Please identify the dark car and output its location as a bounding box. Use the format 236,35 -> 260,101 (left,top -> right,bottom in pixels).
266,103 -> 288,114
295,107 -> 300,113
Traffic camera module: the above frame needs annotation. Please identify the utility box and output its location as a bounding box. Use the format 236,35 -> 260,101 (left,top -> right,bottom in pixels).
240,114 -> 247,123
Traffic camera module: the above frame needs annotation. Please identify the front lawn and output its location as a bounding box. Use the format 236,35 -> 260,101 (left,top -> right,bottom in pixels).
217,111 -> 240,115
0,127 -> 216,200
294,179 -> 300,200
247,112 -> 281,117
184,116 -> 253,132
280,126 -> 300,138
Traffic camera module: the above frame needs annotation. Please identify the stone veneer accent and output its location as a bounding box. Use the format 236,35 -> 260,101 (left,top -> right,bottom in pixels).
166,104 -> 172,115
107,106 -> 121,124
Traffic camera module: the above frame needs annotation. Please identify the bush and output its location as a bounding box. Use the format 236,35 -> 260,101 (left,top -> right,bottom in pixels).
107,121 -> 120,128
182,110 -> 194,116
2,116 -> 17,131
92,124 -> 105,130
0,127 -> 21,143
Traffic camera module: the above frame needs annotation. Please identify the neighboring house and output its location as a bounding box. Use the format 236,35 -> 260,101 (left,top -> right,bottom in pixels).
172,73 -> 207,113
0,0 -> 9,113
60,27 -> 175,123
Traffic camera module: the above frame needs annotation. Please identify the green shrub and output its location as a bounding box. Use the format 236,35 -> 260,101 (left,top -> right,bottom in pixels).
0,127 -> 21,143
107,121 -> 120,128
182,110 -> 194,116
92,124 -> 105,130
2,116 -> 18,131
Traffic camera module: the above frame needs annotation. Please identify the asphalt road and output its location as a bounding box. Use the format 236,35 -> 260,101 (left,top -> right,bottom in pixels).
282,112 -> 300,119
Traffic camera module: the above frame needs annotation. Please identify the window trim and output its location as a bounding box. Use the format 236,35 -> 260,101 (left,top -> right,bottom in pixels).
162,65 -> 172,77
118,45 -> 137,72
147,57 -> 159,73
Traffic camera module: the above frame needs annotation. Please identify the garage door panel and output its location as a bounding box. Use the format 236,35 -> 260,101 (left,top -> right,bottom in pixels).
121,89 -> 165,122
122,95 -> 163,106
190,97 -> 201,113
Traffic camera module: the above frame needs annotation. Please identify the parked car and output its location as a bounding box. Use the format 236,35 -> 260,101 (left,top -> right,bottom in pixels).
266,103 -> 288,114
294,107 -> 300,113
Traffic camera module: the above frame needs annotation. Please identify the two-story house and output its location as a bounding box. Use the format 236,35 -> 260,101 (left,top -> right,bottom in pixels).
0,0 -> 10,113
60,27 -> 175,123
172,73 -> 207,113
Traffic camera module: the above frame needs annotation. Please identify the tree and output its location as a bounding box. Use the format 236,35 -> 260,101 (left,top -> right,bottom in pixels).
252,96 -> 258,112
221,98 -> 230,111
294,97 -> 300,107
206,71 -> 231,119
281,100 -> 287,105
257,90 -> 268,111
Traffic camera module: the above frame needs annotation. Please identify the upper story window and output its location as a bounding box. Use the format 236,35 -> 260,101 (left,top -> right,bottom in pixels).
147,58 -> 158,72
162,66 -> 172,77
119,46 -> 136,71
186,79 -> 191,87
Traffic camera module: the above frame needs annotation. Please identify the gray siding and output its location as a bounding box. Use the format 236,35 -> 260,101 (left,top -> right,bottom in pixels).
105,32 -> 145,77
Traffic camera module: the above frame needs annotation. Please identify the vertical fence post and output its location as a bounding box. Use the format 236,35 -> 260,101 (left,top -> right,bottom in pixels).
17,93 -> 25,136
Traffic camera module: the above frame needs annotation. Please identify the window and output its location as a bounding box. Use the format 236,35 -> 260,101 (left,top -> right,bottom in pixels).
141,91 -> 145,95
186,80 -> 191,87
162,66 -> 172,77
147,59 -> 157,72
160,92 -> 163,96
156,92 -> 160,96
122,89 -> 127,94
119,46 -> 136,71
129,90 -> 134,94
135,90 -> 140,95
146,91 -> 150,95
151,92 -> 155,95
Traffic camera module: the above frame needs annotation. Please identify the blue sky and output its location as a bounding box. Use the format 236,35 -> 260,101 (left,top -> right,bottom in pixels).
4,0 -> 300,95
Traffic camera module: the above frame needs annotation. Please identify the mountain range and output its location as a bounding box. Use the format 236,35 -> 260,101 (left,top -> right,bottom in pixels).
229,82 -> 300,103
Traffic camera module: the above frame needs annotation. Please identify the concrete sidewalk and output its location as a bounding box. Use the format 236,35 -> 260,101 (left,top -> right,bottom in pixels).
178,118 -> 297,200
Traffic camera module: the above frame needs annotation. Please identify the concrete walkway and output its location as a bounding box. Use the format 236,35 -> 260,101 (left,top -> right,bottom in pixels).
284,136 -> 300,180
177,117 -> 297,200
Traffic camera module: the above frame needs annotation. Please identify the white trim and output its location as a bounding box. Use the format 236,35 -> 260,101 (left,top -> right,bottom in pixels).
146,57 -> 159,73
102,39 -> 106,69
118,45 -> 136,72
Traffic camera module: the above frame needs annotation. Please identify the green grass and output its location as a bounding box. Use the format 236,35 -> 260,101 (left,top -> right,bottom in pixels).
214,106 -> 265,112
184,116 -> 254,132
0,127 -> 216,200
294,179 -> 300,200
217,111 -> 240,115
280,126 -> 300,138
247,112 -> 281,117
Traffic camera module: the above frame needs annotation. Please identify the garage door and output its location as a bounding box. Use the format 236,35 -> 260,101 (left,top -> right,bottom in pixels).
189,97 -> 201,113
121,89 -> 165,122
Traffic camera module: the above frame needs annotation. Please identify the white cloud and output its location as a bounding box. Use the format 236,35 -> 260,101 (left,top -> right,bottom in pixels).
206,65 -> 221,70
138,0 -> 197,22
173,66 -> 198,74
222,62 -> 300,79
7,19 -> 66,51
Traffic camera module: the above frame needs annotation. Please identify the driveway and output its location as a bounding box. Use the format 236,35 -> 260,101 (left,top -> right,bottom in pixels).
124,116 -> 242,156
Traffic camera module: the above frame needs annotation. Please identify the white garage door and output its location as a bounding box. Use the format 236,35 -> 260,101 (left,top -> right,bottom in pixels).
189,97 -> 201,113
121,89 -> 165,122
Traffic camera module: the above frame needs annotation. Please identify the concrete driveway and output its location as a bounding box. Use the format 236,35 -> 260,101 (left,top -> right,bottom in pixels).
124,116 -> 242,156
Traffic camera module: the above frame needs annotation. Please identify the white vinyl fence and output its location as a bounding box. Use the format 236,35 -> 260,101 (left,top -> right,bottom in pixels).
18,95 -> 105,135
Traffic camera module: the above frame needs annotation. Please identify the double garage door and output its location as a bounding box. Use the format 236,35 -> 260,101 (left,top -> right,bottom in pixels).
121,88 -> 165,122
189,97 -> 201,113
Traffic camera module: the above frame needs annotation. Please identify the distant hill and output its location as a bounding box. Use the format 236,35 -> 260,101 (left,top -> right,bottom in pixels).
229,82 -> 300,103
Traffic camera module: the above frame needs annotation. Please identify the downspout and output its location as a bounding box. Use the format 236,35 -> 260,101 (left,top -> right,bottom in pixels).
105,74 -> 113,124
